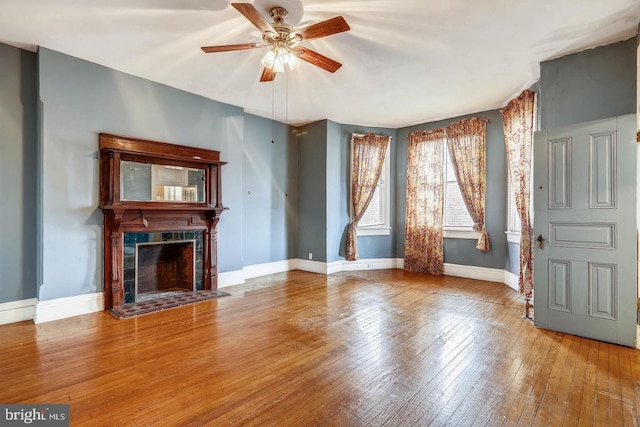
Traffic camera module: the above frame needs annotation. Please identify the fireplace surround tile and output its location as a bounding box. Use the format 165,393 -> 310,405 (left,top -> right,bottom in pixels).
123,230 -> 205,304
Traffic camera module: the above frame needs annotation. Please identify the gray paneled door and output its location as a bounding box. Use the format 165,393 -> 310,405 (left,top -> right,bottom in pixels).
533,115 -> 637,347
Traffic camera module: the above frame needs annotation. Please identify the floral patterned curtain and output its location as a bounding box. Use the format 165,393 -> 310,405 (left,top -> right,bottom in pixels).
445,118 -> 490,251
404,128 -> 446,274
347,133 -> 390,261
502,90 -> 536,298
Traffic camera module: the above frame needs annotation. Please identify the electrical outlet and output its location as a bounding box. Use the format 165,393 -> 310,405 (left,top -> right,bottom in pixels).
308,252 -> 313,260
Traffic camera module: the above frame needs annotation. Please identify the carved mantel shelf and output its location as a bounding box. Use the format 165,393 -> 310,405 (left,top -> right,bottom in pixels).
99,133 -> 227,310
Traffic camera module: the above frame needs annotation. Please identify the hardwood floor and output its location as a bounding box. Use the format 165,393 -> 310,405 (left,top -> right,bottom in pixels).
1,270 -> 639,426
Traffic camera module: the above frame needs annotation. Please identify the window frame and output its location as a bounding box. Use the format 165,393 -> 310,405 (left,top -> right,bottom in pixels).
350,134 -> 392,237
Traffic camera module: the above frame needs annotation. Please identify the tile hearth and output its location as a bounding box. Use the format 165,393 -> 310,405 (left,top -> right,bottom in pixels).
110,289 -> 230,319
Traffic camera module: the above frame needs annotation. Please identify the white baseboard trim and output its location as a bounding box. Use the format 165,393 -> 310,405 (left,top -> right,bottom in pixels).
0,298 -> 37,325
243,259 -> 297,279
504,271 -> 519,291
34,292 -> 104,324
443,263 -> 504,283
1,259 -> 519,325
338,258 -> 402,272
229,259 -> 509,287
295,259 -> 329,275
218,270 -> 246,288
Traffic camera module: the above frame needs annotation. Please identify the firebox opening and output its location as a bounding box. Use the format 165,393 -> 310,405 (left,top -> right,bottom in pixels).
135,240 -> 196,303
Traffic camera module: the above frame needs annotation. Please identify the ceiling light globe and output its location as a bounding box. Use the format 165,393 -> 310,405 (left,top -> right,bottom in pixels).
277,50 -> 291,65
260,50 -> 276,68
273,60 -> 285,73
288,54 -> 301,70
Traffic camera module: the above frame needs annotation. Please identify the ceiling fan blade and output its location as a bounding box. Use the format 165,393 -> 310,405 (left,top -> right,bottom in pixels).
260,67 -> 276,82
293,16 -> 350,42
297,48 -> 342,73
201,42 -> 261,53
231,3 -> 276,34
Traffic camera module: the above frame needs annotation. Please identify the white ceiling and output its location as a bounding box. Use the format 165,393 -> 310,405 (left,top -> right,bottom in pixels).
1,0 -> 638,128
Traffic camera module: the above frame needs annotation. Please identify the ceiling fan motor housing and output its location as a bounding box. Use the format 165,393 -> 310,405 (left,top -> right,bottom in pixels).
269,7 -> 288,23
264,7 -> 302,45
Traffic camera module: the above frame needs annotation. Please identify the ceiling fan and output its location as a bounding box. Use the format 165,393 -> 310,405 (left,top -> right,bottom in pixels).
201,2 -> 350,82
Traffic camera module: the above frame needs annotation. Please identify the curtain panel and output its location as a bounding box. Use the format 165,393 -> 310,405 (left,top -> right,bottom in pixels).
502,90 -> 536,298
404,128 -> 446,275
445,118 -> 490,251
347,133 -> 390,261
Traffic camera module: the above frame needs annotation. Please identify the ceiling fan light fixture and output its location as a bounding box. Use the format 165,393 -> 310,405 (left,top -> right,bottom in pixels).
276,48 -> 291,65
201,3 -> 350,81
287,53 -> 301,70
262,45 -> 299,73
272,58 -> 285,73
260,50 -> 276,68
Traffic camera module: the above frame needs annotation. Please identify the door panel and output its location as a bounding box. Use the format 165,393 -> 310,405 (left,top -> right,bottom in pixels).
533,115 -> 637,347
548,223 -> 615,249
548,260 -> 571,312
549,138 -> 572,209
589,132 -> 616,208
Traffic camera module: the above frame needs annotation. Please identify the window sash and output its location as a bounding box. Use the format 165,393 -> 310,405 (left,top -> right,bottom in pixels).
507,174 -> 522,233
443,148 -> 474,229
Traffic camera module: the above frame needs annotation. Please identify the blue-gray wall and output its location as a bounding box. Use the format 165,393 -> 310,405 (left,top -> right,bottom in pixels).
506,242 -> 520,275
296,120 -> 396,263
396,110 -> 508,270
539,38 -> 636,130
326,120 -> 343,262
38,48 -> 242,301
242,114 -> 297,265
0,44 -> 38,303
296,120 -> 327,262
2,35 -> 637,306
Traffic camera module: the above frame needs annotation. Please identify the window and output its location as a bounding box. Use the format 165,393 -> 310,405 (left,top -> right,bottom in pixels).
506,173 -> 522,242
353,136 -> 391,236
442,147 -> 479,239
507,179 -> 520,233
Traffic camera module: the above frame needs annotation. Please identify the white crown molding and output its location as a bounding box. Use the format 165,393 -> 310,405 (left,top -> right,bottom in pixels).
35,292 -> 104,324
0,298 -> 37,325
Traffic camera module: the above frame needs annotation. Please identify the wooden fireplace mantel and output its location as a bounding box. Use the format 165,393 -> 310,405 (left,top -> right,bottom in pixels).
99,133 -> 227,310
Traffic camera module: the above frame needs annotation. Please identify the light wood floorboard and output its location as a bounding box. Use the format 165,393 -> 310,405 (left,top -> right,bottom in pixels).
0,269 -> 639,426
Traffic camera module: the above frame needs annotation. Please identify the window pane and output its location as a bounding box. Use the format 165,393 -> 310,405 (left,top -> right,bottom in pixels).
443,149 -> 474,228
444,149 -> 457,180
444,182 -> 473,227
359,186 -> 384,227
508,184 -> 522,232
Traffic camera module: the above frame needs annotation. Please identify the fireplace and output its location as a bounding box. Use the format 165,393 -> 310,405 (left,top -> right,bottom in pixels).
136,240 -> 195,298
123,231 -> 204,304
99,133 -> 227,315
